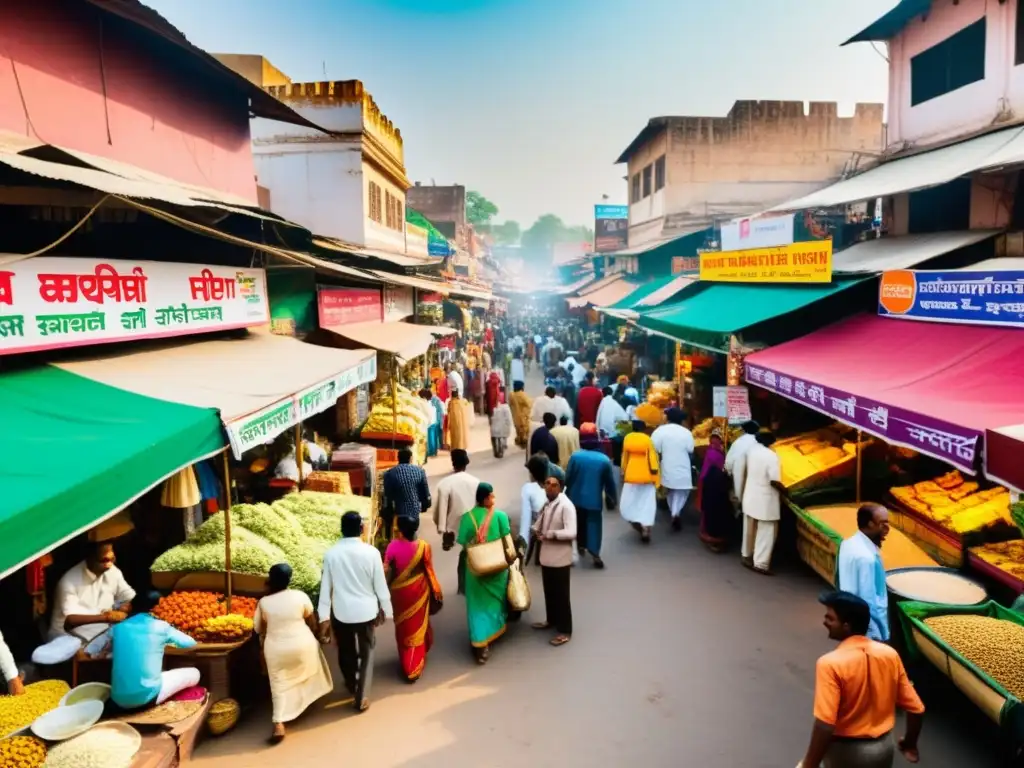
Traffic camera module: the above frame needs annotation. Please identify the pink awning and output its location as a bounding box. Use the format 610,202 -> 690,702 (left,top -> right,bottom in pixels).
744,313 -> 1024,472
986,425 -> 1024,492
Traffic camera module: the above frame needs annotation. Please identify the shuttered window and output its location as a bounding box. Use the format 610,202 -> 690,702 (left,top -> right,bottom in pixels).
911,19 -> 986,106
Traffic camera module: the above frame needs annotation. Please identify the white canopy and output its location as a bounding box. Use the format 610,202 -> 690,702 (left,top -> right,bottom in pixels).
325,320 -> 456,364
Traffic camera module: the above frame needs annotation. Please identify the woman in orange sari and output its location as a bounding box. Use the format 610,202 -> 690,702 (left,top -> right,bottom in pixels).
383,516 -> 443,682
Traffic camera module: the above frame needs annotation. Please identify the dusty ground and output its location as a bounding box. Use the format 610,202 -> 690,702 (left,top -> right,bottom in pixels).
193,368 -> 1005,768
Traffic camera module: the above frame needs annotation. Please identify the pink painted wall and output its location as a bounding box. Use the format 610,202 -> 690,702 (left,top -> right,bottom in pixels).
888,0 -> 1022,149
0,0 -> 257,202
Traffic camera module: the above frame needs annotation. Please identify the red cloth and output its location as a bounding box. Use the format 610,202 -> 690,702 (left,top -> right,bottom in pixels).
485,372 -> 504,414
577,385 -> 603,425
436,376 -> 450,402
484,328 -> 494,345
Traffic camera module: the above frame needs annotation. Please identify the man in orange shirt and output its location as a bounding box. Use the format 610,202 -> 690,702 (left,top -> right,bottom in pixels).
800,591 -> 925,768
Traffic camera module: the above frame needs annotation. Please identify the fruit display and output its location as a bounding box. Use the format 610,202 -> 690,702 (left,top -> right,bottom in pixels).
804,505 -> 938,571
890,470 -> 1012,534
774,428 -> 868,488
151,592 -> 257,636
0,735 -> 46,768
923,615 -> 1024,699
152,492 -> 372,601
192,614 -> 255,644
0,680 -> 69,739
645,381 -> 676,410
633,402 -> 665,429
969,541 -> 1024,583
361,383 -> 428,463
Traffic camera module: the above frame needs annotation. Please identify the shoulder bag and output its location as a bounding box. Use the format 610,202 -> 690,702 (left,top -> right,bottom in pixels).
465,507 -> 517,577
506,559 -> 531,612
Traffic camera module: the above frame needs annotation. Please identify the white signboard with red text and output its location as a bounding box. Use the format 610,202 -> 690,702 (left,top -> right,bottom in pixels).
0,257 -> 268,355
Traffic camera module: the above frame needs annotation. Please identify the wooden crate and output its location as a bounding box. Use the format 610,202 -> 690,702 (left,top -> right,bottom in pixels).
302,471 -> 353,495
912,626 -> 1007,725
794,514 -> 839,586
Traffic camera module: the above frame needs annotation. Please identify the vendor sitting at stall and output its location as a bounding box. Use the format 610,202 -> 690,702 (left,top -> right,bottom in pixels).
106,591 -> 200,710
33,541 -> 135,665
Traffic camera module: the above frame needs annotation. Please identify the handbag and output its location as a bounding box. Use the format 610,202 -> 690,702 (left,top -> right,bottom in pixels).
465,507 -> 517,577
506,559 -> 531,612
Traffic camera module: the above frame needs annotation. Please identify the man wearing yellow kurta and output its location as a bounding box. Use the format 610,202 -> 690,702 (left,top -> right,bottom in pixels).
448,391 -> 470,452
508,381 -> 533,448
620,422 -> 660,544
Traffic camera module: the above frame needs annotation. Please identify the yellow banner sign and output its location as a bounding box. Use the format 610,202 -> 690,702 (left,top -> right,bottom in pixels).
699,240 -> 833,283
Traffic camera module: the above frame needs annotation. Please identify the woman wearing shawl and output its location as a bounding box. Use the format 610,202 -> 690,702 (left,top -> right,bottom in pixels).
384,516 -> 443,682
448,390 -> 470,451
620,420 -> 660,543
697,430 -> 733,553
485,371 -> 504,416
508,381 -> 533,448
457,483 -> 511,664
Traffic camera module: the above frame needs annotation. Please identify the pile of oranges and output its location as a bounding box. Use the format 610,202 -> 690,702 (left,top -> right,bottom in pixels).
152,591 -> 258,637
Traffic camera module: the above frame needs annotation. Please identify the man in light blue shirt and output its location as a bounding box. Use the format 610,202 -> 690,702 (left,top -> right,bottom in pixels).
836,503 -> 890,642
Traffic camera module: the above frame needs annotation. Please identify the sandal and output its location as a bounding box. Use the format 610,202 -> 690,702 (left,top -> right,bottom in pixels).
531,622 -> 551,630
592,555 -> 605,570
550,635 -> 571,647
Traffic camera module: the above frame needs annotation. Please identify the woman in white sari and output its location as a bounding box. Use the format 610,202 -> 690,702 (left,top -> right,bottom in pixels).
254,564 -> 334,744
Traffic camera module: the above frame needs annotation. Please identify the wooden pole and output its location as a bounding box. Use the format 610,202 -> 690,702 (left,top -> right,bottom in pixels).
295,422 -> 304,487
221,449 -> 233,612
391,356 -> 399,450
855,429 -> 863,504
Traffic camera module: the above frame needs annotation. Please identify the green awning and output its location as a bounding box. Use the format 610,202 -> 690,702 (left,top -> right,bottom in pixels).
0,366 -> 225,578
608,274 -> 677,310
843,0 -> 930,45
636,277 -> 868,352
406,207 -> 453,257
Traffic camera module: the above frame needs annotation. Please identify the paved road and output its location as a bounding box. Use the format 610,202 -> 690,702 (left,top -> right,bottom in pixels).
194,368 -> 1004,768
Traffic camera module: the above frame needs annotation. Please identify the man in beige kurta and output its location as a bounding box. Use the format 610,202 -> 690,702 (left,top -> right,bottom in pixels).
550,417 -> 581,471
508,382 -> 533,448
447,392 -> 470,451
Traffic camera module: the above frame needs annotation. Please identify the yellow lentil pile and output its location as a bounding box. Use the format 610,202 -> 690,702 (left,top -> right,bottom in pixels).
0,735 -> 47,768
924,615 -> 1024,699
0,681 -> 69,739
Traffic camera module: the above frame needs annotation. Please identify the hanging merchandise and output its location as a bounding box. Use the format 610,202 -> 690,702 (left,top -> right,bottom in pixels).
160,465 -> 202,509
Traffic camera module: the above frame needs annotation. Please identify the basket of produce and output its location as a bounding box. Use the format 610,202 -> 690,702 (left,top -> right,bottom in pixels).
773,428 -> 872,491
42,721 -> 141,768
898,600 -> 1024,728
787,502 -> 938,586
0,680 -> 69,739
206,698 -> 240,736
302,471 -> 352,495
152,591 -> 257,643
0,734 -> 46,767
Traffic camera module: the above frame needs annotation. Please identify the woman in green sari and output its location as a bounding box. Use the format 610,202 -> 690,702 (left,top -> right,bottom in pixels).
457,482 -> 511,664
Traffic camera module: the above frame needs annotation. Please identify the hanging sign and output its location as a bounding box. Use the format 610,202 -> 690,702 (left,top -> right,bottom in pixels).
317,288 -> 381,326
713,386 -> 751,423
878,269 -> 1024,328
700,240 -> 832,283
383,285 -> 414,322
720,214 -> 795,252
0,258 -> 268,355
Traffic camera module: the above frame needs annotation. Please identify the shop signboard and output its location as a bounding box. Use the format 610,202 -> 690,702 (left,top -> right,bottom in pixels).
720,213 -> 794,252
671,257 -> 700,274
0,257 -> 268,355
383,284 -> 414,322
712,386 -> 751,424
317,287 -> 382,327
744,362 -> 979,471
594,204 -> 629,253
878,269 -> 1024,328
227,355 -> 378,457
700,240 -> 832,283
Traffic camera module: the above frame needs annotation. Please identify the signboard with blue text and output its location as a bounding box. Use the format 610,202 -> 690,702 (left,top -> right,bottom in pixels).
594,204 -> 629,253
878,269 -> 1024,328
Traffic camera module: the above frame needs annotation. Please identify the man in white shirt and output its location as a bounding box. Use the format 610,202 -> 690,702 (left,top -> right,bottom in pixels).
651,407 -> 695,531
0,629 -> 23,695
45,542 -> 135,648
724,420 -> 759,508
509,351 -> 526,390
595,387 -> 627,437
433,450 -> 480,594
445,363 -> 464,402
739,431 -> 787,575
318,512 -> 392,712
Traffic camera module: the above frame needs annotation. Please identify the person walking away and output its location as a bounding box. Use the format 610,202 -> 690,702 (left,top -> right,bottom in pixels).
531,475 -> 577,647
530,385 -> 560,425
620,420 -> 660,543
510,351 -> 526,391
318,512 -> 392,712
490,393 -> 513,458
799,591 -> 924,768
433,449 -> 479,595
739,431 -> 786,575
383,517 -> 443,683
651,407 -> 695,532
724,420 -> 759,510
837,504 -> 891,642
447,390 -> 470,452
106,590 -> 200,711
530,413 -> 560,466
560,370 -> 578,418
565,434 -> 617,568
419,388 -> 441,458
446,363 -> 464,403
595,386 -> 627,464
550,415 -> 580,471
697,430 -> 732,553
520,455 -> 549,554
485,371 -> 503,418
576,372 -> 603,427
508,381 -> 533,448
457,483 -> 512,664
254,564 -> 333,743
382,448 -> 431,538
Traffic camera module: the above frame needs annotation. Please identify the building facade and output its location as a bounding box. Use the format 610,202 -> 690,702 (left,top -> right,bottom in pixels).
615,100 -> 885,250
248,80 -> 411,253
406,183 -> 468,249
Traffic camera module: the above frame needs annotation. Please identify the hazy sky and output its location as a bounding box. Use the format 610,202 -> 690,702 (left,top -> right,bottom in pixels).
149,0 -> 894,229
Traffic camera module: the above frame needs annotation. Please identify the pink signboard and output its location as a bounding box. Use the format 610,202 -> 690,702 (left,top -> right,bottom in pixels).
318,288 -> 382,327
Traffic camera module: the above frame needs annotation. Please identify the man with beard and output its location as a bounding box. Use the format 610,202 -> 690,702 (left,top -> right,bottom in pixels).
837,503 -> 891,642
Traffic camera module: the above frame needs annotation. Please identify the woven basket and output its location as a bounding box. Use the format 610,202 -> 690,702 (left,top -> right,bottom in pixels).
303,471 -> 353,495
206,698 -> 239,736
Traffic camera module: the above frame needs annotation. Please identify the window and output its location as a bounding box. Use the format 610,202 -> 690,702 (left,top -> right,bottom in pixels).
630,173 -> 641,203
396,200 -> 404,229
911,19 -> 986,106
642,164 -> 652,198
369,182 -> 383,223
654,156 -> 666,191
385,192 -> 395,229
1016,2 -> 1024,65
